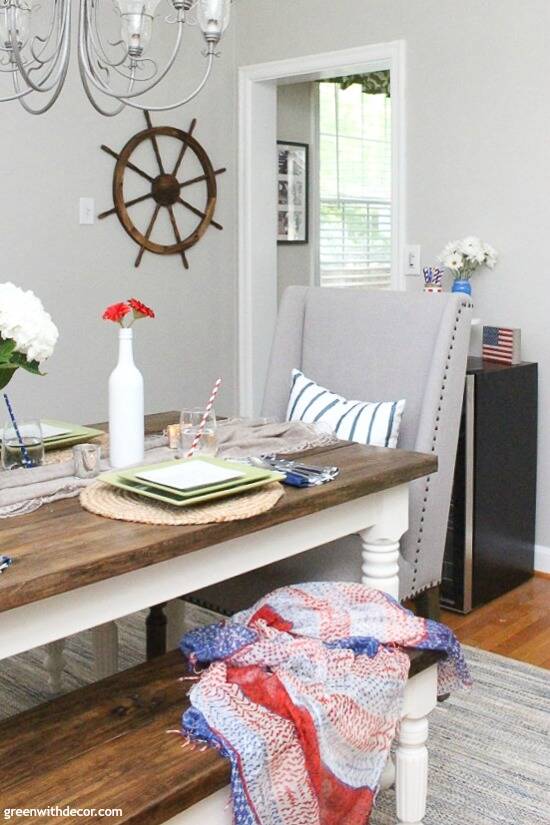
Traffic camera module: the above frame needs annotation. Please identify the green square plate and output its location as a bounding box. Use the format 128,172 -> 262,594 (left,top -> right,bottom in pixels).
99,460 -> 284,508
118,456 -> 275,498
40,419 -> 105,450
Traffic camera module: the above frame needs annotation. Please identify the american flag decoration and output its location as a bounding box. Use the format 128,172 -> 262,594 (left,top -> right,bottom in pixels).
482,326 -> 521,365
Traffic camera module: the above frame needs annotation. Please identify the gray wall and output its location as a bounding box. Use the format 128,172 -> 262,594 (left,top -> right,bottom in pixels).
236,0 -> 550,553
276,82 -> 316,301
3,22 -> 237,425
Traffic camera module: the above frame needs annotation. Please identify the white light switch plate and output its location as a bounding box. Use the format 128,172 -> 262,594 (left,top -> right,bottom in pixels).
404,244 -> 421,276
79,197 -> 95,225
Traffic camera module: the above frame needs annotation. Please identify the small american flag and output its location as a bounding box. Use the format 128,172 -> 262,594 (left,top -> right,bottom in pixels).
482,326 -> 521,365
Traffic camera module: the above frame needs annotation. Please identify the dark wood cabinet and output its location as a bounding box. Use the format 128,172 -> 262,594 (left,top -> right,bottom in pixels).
441,358 -> 537,613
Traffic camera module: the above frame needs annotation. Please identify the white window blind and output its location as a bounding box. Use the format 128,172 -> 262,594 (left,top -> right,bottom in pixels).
319,80 -> 392,289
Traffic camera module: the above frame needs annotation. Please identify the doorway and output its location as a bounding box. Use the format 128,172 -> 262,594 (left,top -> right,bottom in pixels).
238,42 -> 406,415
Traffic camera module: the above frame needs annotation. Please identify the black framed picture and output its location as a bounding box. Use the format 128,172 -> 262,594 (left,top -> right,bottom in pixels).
277,141 -> 309,244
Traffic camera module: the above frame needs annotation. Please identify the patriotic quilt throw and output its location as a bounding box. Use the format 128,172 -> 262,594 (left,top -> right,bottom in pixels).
179,583 -> 471,825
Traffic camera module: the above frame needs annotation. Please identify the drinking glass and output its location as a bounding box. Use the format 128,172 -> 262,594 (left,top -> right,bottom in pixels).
73,443 -> 102,479
1,419 -> 45,470
179,408 -> 218,457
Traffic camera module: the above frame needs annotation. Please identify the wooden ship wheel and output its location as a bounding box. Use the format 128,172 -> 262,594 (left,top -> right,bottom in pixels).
99,111 -> 226,269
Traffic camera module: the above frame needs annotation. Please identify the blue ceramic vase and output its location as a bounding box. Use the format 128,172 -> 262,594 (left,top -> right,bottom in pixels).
452,279 -> 472,296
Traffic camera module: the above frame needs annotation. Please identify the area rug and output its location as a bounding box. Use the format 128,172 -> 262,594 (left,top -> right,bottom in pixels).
1,618 -> 548,824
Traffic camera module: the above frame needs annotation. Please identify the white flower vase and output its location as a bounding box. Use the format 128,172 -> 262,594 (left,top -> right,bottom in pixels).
109,328 -> 144,469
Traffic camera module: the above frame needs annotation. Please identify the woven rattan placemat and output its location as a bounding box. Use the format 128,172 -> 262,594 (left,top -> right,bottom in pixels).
80,481 -> 284,525
44,433 -> 107,465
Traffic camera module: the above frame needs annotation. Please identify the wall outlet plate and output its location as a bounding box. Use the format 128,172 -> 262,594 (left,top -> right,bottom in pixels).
79,197 -> 95,225
404,244 -> 421,276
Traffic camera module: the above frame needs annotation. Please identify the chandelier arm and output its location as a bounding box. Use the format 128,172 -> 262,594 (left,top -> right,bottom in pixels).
13,37 -> 70,114
28,0 -> 64,65
78,3 -> 130,113
77,11 -> 133,118
88,0 -> 130,69
0,67 -> 35,100
80,0 -> 186,101
96,56 -> 159,84
78,54 -> 133,117
79,72 -> 129,117
118,49 -> 214,112
0,58 -> 30,71
11,31 -> 69,95
9,0 -> 71,94
0,6 -> 69,102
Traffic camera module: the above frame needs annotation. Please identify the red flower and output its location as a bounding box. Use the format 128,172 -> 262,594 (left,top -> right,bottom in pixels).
102,302 -> 131,323
128,298 -> 155,319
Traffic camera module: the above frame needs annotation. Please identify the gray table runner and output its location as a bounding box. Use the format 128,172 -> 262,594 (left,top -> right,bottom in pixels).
0,419 -> 336,519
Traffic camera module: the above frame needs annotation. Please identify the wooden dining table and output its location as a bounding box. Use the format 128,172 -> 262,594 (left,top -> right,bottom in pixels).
0,411 -> 442,825
0,411 -> 437,668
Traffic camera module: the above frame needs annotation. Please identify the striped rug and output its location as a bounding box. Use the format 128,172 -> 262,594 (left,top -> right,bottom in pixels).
1,618 -> 548,824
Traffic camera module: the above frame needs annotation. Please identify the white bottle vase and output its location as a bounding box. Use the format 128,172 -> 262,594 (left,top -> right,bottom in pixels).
109,328 -> 144,469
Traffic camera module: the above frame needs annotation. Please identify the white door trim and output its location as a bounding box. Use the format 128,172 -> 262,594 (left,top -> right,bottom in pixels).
238,41 -> 407,416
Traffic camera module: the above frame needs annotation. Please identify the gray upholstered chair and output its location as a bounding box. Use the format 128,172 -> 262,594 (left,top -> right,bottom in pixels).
191,286 -> 473,618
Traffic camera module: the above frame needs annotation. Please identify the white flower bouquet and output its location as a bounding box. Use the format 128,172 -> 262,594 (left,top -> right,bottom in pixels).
438,236 -> 498,281
0,282 -> 58,390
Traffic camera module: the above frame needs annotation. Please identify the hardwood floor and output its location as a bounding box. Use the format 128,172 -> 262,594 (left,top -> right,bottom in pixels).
442,574 -> 550,669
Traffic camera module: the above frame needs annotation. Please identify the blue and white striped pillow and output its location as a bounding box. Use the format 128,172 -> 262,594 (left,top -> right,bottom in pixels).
286,369 -> 405,449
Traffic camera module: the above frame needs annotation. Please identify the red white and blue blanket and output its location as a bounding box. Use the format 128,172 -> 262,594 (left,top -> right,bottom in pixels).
180,583 -> 470,825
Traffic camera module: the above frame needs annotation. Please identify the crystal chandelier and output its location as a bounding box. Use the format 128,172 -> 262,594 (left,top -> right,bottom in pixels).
0,0 -> 232,115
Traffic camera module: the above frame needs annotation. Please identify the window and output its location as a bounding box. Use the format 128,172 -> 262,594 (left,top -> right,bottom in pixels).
319,78 -> 392,289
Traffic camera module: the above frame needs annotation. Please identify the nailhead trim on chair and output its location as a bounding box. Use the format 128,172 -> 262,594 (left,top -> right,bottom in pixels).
409,300 -> 473,598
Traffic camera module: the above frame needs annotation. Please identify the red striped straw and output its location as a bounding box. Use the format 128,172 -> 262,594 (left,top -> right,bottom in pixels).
186,377 -> 222,458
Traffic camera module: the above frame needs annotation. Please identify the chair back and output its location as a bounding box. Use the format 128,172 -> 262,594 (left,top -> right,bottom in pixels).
261,286 -> 473,597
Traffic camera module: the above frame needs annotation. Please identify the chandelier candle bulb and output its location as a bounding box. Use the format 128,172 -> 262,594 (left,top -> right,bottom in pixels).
198,0 -> 231,38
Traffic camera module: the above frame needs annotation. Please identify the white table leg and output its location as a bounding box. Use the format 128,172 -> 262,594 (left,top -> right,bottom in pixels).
359,484 -> 408,600
395,665 -> 438,825
44,639 -> 66,694
92,621 -> 119,680
396,717 -> 428,824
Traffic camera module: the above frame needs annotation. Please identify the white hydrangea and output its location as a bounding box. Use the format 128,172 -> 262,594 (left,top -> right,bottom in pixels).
0,282 -> 58,363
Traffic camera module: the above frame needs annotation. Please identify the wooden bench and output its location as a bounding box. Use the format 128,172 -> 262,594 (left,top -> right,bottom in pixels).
1,648 -> 441,825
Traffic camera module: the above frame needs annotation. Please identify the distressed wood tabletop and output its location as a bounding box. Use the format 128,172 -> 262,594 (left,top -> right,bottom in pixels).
0,412 -> 437,614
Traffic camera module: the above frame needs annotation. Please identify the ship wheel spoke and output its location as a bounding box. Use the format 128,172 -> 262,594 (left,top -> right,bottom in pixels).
101,144 -> 154,184
172,118 -> 197,177
166,205 -> 189,270
177,196 -> 223,231
179,167 -> 227,191
98,192 -> 153,220
135,204 -> 161,267
145,111 -> 165,175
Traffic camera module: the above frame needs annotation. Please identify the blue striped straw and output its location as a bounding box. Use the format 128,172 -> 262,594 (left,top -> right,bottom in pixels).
2,393 -> 33,468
